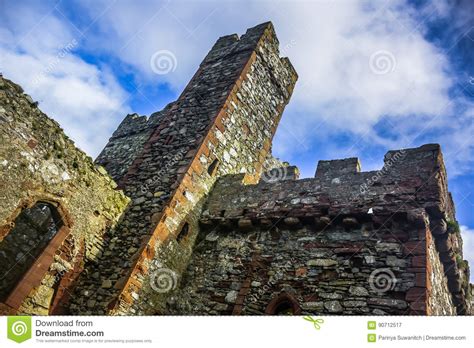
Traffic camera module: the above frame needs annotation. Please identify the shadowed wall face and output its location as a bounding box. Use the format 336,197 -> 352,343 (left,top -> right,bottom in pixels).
0,203 -> 62,301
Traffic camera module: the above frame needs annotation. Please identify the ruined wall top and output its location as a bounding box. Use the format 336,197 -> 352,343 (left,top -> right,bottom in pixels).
315,157 -> 361,178
200,143 -> 469,314
0,75 -> 129,314
202,22 -> 277,65
203,144 -> 448,219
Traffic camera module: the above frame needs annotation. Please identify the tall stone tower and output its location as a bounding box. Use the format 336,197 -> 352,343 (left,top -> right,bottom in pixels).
69,22 -> 298,314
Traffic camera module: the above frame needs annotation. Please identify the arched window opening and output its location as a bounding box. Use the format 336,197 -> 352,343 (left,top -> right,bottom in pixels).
0,202 -> 64,302
207,159 -> 219,176
265,293 -> 301,315
273,300 -> 295,315
176,222 -> 190,242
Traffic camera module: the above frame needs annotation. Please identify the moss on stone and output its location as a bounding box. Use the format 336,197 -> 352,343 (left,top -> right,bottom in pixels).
447,219 -> 460,234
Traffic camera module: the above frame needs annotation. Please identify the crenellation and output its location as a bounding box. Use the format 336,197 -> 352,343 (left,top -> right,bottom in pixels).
193,143 -> 470,315
315,157 -> 361,178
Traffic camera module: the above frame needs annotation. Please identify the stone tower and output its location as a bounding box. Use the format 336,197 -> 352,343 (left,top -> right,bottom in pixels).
68,22 -> 298,314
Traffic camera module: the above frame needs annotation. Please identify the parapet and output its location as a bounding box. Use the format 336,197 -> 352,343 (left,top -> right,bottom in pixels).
95,103 -> 174,182
262,165 -> 299,182
201,22 -> 275,65
110,103 -> 173,140
200,143 -> 469,315
204,144 -> 448,219
315,157 -> 361,178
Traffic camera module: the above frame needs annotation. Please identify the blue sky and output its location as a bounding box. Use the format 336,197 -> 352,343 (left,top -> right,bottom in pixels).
1,0 -> 473,268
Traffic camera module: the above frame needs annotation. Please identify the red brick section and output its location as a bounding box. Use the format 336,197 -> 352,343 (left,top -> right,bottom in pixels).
403,224 -> 428,315
112,51 -> 257,309
50,240 -> 85,315
111,25 -> 296,314
232,251 -> 260,315
0,198 -> 74,312
0,302 -> 16,315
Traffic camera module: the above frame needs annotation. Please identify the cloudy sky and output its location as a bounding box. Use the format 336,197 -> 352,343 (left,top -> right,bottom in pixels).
1,0 -> 473,270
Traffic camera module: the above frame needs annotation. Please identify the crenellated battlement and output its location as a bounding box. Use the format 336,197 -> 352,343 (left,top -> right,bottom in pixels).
196,143 -> 469,315
315,157 -> 361,178
202,22 -> 275,65
203,144 -> 446,220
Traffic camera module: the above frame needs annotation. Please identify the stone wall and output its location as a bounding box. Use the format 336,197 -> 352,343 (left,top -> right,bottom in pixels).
171,213 -> 426,315
182,144 -> 470,315
95,106 -> 171,183
0,76 -> 129,315
68,22 -> 297,315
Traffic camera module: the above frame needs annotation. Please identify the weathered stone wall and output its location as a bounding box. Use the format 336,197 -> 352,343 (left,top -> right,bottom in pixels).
184,144 -> 469,315
427,228 -> 456,315
95,107 -> 170,183
68,22 -> 297,315
0,76 -> 129,315
172,214 -> 425,315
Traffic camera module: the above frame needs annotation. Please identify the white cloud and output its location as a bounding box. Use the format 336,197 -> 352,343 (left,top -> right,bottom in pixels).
0,4 -> 130,157
1,0 -> 472,174
461,226 -> 474,281
71,0 -> 462,161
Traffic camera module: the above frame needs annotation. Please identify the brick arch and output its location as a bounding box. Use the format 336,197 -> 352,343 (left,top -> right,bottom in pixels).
265,292 -> 301,315
0,197 -> 73,312
0,196 -> 73,240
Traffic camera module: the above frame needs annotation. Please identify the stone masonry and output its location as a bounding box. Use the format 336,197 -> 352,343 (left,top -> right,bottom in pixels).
0,22 -> 471,315
176,145 -> 469,315
0,76 -> 128,315
69,22 -> 297,315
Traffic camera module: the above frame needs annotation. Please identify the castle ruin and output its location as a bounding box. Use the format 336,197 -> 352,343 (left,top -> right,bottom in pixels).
0,22 -> 471,316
